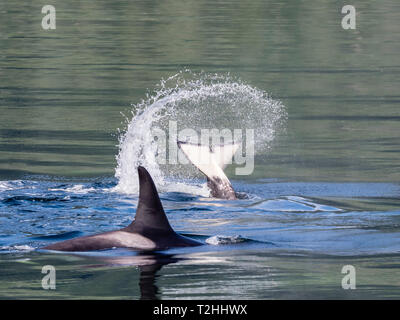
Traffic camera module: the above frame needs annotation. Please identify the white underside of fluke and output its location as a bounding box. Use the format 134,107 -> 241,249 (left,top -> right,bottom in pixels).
177,141 -> 239,199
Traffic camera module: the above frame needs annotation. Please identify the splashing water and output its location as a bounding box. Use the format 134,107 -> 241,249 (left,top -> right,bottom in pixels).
114,71 -> 286,194
205,235 -> 248,245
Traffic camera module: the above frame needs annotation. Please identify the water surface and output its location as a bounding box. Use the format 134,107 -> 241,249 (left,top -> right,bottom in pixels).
0,0 -> 399,299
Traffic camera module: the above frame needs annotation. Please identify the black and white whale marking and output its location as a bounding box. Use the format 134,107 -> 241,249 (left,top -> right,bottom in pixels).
42,166 -> 202,252
177,141 -> 239,200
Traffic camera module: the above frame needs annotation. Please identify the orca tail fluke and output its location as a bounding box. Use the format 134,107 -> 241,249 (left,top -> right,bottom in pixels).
177,141 -> 239,200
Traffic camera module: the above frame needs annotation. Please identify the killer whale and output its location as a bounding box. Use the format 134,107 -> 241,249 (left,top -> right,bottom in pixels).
42,166 -> 202,252
177,141 -> 239,200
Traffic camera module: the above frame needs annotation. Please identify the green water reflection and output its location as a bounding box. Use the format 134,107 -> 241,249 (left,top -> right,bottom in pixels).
0,1 -> 399,180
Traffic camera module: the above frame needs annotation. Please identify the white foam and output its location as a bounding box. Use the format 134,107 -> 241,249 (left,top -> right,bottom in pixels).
0,180 -> 24,192
112,179 -> 210,197
49,184 -> 96,194
0,182 -> 10,191
0,245 -> 35,252
205,235 -> 247,245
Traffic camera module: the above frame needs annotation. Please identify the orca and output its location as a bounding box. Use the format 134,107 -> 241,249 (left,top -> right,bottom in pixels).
177,141 -> 239,200
42,166 -> 202,252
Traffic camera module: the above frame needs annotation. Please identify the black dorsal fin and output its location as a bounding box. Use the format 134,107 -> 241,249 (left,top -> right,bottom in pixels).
126,166 -> 175,235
